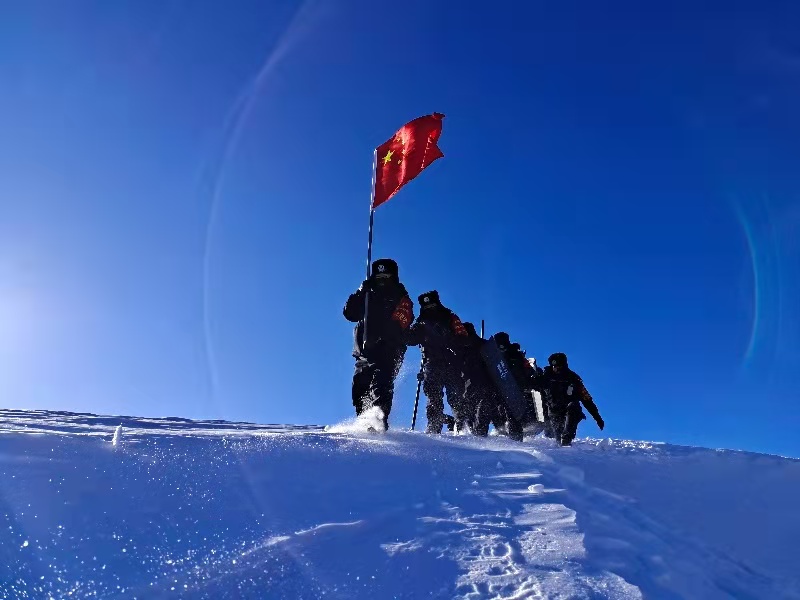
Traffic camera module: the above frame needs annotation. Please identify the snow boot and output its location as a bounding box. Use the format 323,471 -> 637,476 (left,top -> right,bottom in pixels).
444,414 -> 456,432
507,418 -> 524,442
426,419 -> 443,434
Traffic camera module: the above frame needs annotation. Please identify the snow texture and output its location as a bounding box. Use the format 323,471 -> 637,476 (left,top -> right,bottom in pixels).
0,409 -> 798,599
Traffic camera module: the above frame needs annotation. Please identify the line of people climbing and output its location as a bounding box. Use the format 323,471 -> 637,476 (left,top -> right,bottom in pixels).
343,258 -> 605,446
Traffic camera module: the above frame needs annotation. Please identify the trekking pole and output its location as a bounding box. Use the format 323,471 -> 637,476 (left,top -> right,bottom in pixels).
480,319 -> 485,339
411,359 -> 424,430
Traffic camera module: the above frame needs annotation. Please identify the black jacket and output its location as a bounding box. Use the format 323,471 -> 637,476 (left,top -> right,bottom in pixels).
531,366 -> 602,424
406,305 -> 468,364
503,344 -> 534,393
343,280 -> 413,358
461,328 -> 494,389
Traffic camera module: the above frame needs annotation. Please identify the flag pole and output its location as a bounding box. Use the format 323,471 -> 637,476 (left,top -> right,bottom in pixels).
363,150 -> 378,345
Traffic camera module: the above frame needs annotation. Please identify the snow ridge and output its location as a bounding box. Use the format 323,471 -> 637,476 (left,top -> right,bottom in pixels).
0,409 -> 798,599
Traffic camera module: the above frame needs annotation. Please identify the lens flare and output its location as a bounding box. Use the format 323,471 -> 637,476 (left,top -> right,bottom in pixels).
199,0 -> 326,404
732,198 -> 783,372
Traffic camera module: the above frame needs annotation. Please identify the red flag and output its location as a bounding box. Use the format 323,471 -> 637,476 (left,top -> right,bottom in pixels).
372,113 -> 445,209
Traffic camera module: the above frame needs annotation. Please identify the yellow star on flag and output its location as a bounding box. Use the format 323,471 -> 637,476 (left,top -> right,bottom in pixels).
382,150 -> 394,165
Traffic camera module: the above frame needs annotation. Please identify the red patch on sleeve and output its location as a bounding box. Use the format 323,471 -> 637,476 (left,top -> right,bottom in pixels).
451,315 -> 467,336
391,297 -> 413,329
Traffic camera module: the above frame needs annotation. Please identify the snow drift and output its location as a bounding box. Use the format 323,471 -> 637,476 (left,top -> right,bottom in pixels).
0,409 -> 798,599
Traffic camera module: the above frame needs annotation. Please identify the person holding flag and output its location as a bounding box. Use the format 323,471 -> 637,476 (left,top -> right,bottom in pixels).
343,112 -> 445,430
343,259 -> 413,431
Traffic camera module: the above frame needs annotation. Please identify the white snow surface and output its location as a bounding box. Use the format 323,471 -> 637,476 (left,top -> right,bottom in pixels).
1,409 -> 798,599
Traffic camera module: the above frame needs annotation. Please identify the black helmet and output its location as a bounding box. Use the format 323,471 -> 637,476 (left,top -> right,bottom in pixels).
494,332 -> 510,350
371,258 -> 399,280
548,352 -> 568,368
418,290 -> 441,309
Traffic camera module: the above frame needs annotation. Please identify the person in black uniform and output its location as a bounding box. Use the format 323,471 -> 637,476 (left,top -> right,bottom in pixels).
406,291 -> 469,434
490,332 -> 531,441
461,322 -> 504,437
507,340 -> 548,436
531,352 -> 605,446
343,258 -> 414,431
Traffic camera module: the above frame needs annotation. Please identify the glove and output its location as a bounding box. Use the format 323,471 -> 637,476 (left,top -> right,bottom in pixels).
596,417 -> 605,431
416,371 -> 425,383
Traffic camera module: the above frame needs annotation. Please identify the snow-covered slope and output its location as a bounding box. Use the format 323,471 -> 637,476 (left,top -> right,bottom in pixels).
1,409 -> 798,599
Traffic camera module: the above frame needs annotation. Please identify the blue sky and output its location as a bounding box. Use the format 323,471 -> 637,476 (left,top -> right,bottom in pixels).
1,0 -> 798,456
